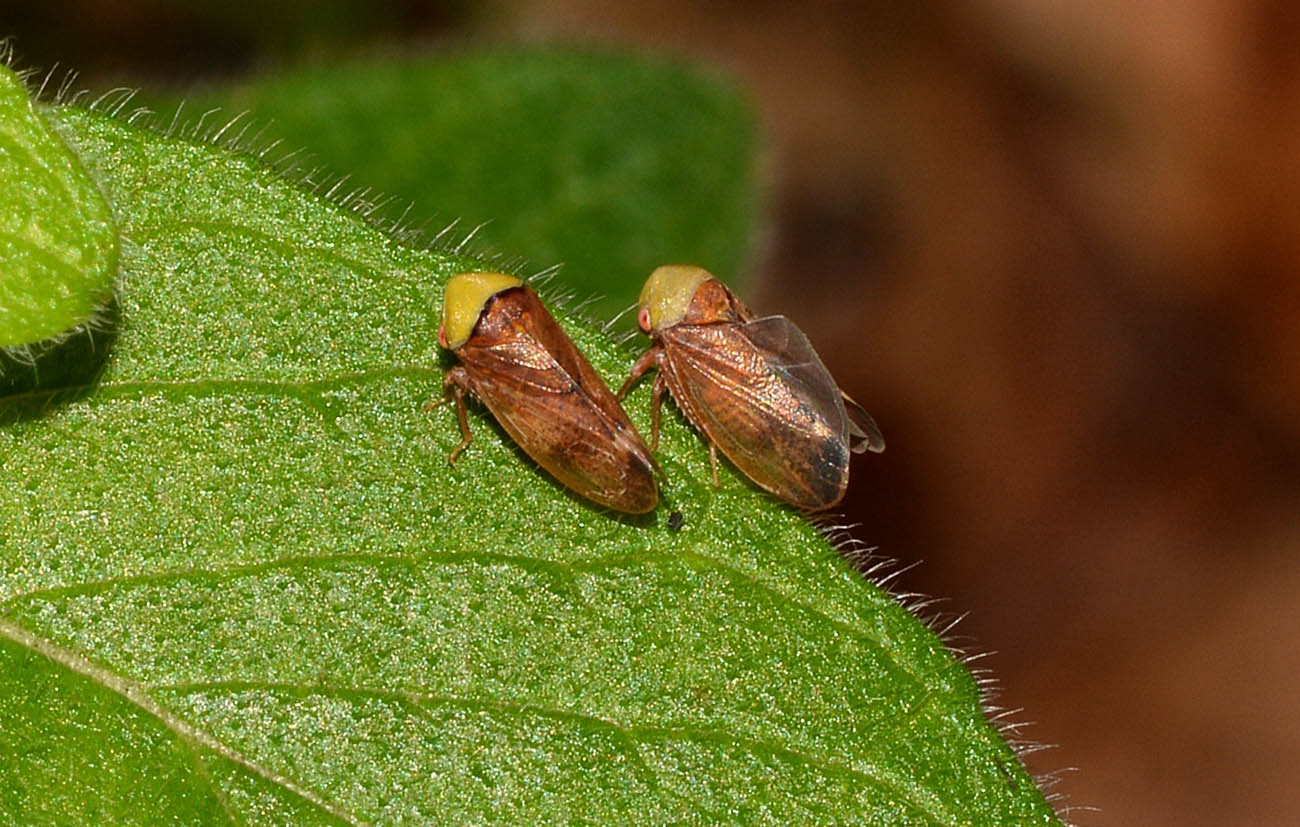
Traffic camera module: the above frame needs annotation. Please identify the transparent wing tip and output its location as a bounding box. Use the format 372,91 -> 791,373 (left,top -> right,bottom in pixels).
849,423 -> 886,454
843,394 -> 886,454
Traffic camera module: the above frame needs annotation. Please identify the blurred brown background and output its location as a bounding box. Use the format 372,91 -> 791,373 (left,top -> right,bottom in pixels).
7,1 -> 1299,823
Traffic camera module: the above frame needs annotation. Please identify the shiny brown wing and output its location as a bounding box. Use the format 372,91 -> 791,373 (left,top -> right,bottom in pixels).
459,326 -> 658,514
659,317 -> 851,510
742,316 -> 885,454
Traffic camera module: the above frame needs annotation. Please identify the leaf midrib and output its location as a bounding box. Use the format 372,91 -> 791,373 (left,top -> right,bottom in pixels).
0,616 -> 362,825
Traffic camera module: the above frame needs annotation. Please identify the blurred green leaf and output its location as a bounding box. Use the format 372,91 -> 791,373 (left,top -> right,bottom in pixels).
0,64 -> 116,348
168,49 -> 761,322
0,58 -> 1056,824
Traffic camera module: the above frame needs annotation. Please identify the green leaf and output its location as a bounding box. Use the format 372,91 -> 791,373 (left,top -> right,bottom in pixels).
171,49 -> 759,320
0,63 -> 116,348
0,60 -> 1057,823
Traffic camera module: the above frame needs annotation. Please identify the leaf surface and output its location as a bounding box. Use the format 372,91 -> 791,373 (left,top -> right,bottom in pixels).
0,63 -> 116,347
0,59 -> 1056,824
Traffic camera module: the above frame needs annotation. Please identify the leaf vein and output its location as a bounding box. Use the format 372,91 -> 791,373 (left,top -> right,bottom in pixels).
677,549 -> 929,692
0,549 -> 685,607
4,546 -> 925,691
184,742 -> 245,827
0,366 -> 441,414
0,617 -> 368,826
126,219 -> 399,287
150,680 -> 953,822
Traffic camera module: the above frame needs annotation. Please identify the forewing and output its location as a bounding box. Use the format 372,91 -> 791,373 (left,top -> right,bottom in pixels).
663,320 -> 849,509
462,337 -> 656,512
740,315 -> 850,441
842,393 -> 885,454
741,316 -> 883,453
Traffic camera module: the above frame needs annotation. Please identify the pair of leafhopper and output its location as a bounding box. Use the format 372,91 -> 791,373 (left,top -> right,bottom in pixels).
437,266 -> 884,514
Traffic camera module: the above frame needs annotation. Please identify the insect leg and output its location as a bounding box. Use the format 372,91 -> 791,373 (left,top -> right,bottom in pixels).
425,365 -> 462,411
442,368 -> 474,465
423,387 -> 451,413
616,346 -> 661,400
709,442 -> 719,487
649,370 -> 667,452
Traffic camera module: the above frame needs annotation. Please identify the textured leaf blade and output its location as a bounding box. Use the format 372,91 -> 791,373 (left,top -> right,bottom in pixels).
0,79 -> 1057,824
0,65 -> 116,348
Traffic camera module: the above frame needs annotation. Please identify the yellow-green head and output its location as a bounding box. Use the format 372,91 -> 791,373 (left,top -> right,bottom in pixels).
636,265 -> 713,333
440,271 -> 523,349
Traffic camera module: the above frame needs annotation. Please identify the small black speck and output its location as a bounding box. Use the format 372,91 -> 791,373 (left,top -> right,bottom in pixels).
667,511 -> 684,531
